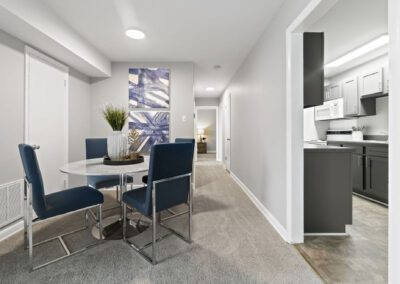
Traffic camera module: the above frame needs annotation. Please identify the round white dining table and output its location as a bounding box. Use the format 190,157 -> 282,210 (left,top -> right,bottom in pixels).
59,156 -> 150,239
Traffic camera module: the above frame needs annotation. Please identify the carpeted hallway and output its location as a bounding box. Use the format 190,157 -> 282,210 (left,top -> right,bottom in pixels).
0,162 -> 321,283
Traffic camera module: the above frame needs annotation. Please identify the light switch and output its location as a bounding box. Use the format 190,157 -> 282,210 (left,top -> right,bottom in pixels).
182,115 -> 187,122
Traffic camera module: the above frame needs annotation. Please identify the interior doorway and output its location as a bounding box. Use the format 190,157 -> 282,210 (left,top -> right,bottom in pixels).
195,106 -> 219,162
287,0 -> 393,282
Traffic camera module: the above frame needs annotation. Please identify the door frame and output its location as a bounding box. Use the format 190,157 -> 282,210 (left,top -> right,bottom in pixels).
195,106 -> 220,161
24,46 -> 69,184
287,0 -> 400,281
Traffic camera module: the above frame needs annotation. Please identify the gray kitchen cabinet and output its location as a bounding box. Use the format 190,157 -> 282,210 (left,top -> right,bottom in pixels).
343,77 -> 358,116
360,68 -> 383,98
343,76 -> 376,117
352,154 -> 364,193
324,82 -> 342,101
327,142 -> 388,204
304,32 -> 324,108
365,147 -> 388,203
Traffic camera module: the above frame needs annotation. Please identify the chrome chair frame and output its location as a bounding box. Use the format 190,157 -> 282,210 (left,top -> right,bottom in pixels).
23,179 -> 104,272
122,173 -> 193,265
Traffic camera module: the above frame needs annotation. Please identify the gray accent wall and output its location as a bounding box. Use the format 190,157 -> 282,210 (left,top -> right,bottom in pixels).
90,62 -> 195,141
220,0 -> 312,230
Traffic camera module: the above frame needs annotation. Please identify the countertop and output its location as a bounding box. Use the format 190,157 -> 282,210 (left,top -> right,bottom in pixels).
327,140 -> 388,146
304,143 -> 354,152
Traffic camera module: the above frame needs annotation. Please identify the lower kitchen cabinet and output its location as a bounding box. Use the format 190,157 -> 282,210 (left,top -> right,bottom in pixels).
327,142 -> 388,204
352,154 -> 364,193
365,155 -> 388,203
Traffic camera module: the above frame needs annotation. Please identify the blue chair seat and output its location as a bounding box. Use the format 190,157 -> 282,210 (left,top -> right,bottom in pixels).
87,175 -> 133,190
42,186 -> 104,219
122,186 -> 148,215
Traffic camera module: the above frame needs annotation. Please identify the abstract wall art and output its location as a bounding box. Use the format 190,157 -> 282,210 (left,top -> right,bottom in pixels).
129,68 -> 170,109
128,111 -> 169,153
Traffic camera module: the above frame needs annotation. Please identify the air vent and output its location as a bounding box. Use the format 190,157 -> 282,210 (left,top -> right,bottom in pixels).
0,180 -> 24,228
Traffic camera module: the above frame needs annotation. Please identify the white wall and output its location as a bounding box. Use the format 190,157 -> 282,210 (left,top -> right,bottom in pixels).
220,0 -> 312,231
90,62 -> 195,140
68,69 -> 92,186
197,109 -> 217,152
195,98 -> 219,107
0,29 -> 24,185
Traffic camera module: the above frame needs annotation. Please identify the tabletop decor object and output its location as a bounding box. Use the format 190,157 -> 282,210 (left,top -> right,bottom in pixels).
352,126 -> 365,141
103,105 -> 128,160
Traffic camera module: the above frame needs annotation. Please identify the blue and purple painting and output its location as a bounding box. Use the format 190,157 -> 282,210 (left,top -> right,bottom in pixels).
129,111 -> 169,153
129,68 -> 170,109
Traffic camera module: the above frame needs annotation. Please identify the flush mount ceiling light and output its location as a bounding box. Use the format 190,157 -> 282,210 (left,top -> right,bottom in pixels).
205,87 -> 215,92
325,34 -> 389,68
125,28 -> 146,40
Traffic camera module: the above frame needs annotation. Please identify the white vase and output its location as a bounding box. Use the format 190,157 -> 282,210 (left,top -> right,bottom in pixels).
352,131 -> 364,141
107,131 -> 127,160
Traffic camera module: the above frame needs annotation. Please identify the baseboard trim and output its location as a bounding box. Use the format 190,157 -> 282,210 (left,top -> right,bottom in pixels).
230,172 -> 288,242
0,220 -> 24,242
304,233 -> 349,236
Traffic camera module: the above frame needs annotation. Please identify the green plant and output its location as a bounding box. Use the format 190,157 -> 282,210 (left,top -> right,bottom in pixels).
102,105 -> 128,131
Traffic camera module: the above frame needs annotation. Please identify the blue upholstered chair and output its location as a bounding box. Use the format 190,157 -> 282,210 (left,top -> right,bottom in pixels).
141,138 -> 195,184
86,138 -> 132,202
122,143 -> 194,264
18,144 -> 104,271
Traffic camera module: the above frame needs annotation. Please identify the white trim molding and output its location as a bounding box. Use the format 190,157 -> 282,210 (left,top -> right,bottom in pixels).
230,172 -> 288,242
0,220 -> 23,242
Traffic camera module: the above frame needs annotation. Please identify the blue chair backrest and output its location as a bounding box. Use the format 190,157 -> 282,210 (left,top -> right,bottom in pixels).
144,143 -> 193,215
86,138 -> 107,159
18,144 -> 47,218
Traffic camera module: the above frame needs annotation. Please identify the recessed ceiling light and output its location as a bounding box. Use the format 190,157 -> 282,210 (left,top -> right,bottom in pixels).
125,29 -> 146,40
205,87 -> 215,92
325,34 -> 389,68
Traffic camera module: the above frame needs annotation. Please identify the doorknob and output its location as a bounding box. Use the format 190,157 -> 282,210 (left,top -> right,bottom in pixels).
226,138 -> 231,141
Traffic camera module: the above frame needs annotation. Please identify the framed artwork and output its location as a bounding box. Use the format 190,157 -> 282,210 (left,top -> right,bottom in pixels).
129,68 -> 170,109
128,111 -> 169,153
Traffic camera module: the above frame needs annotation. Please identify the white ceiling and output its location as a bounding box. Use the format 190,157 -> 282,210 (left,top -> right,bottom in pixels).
39,0 -> 284,98
308,0 -> 388,77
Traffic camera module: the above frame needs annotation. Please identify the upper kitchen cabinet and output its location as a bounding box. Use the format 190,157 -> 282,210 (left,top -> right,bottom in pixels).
360,68 -> 384,98
304,32 -> 324,108
324,82 -> 342,101
343,76 -> 376,117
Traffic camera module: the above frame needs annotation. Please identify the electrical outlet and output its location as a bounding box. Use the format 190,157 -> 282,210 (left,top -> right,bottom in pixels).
182,115 -> 187,122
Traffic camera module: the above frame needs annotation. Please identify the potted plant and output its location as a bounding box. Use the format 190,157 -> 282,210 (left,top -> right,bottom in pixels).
103,105 -> 128,160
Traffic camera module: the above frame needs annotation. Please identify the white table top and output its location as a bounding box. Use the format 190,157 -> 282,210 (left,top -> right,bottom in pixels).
59,157 -> 150,176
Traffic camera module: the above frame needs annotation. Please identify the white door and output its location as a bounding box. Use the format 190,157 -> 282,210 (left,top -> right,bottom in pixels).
25,47 -> 68,194
224,93 -> 231,172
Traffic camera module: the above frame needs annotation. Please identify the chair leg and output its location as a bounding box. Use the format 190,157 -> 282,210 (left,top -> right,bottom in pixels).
123,203 -> 127,240
97,205 -> 103,240
152,183 -> 157,265
188,175 -> 193,243
116,186 -> 120,202
23,188 -> 28,250
28,196 -> 33,271
84,210 -> 89,228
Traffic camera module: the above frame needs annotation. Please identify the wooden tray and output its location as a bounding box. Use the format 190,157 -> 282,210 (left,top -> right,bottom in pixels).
103,156 -> 144,166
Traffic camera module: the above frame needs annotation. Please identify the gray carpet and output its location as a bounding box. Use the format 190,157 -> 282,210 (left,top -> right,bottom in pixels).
0,163 -> 321,283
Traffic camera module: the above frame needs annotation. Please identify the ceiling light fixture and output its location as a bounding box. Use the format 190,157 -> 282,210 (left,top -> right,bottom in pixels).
125,28 -> 146,40
325,34 -> 389,68
205,87 -> 215,92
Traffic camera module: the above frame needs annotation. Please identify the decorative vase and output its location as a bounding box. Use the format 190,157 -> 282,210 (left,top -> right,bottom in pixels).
352,131 -> 364,141
107,131 -> 127,160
